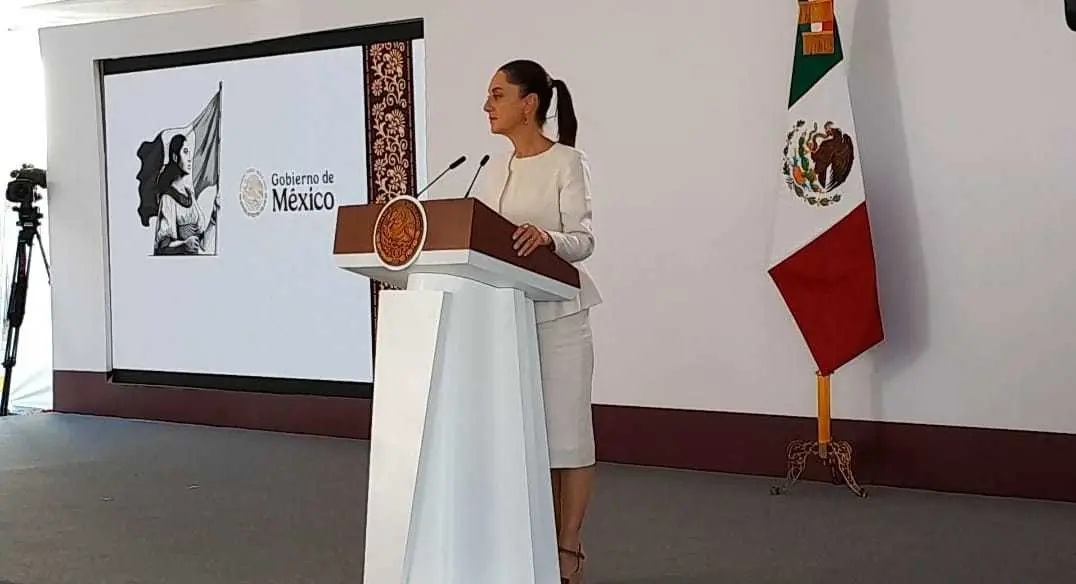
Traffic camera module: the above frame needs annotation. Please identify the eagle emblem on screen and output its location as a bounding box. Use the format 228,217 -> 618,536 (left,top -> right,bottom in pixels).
134,83 -> 223,256
238,169 -> 267,218
373,196 -> 427,271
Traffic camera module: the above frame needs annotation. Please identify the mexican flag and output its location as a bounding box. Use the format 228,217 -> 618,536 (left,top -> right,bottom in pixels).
768,0 -> 883,375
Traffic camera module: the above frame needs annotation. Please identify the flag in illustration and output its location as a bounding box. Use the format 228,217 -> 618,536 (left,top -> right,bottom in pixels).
135,83 -> 223,255
768,0 -> 883,375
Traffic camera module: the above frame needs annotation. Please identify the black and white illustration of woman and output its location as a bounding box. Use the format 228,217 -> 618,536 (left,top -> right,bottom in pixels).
152,132 -> 219,255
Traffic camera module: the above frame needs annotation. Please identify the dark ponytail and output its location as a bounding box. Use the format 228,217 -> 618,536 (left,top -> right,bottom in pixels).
499,59 -> 579,147
550,79 -> 578,147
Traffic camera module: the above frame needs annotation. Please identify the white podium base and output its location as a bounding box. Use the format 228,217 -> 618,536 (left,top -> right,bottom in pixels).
363,273 -> 559,584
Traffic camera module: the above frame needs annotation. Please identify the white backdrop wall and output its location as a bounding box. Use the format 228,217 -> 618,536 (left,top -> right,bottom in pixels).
40,0 -> 1076,434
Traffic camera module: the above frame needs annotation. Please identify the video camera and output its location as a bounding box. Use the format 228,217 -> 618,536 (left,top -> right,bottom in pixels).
6,165 -> 46,206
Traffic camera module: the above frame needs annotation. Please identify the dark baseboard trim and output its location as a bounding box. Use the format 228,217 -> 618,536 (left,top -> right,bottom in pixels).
109,369 -> 372,399
592,406 -> 1076,503
53,370 -> 1076,503
54,371 -> 370,439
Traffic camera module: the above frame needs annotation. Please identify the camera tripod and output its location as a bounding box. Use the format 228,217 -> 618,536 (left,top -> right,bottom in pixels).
0,203 -> 49,417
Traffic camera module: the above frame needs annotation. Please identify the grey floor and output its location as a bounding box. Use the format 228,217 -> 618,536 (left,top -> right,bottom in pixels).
2,414 -> 1075,584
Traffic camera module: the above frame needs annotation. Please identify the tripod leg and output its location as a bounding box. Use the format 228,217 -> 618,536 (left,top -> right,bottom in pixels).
0,238 -> 32,417
33,230 -> 50,285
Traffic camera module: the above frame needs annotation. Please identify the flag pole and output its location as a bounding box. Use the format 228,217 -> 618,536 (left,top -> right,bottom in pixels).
770,372 -> 867,498
817,372 -> 830,457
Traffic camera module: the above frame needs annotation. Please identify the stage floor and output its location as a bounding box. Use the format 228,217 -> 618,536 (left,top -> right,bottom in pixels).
1,412 -> 1075,584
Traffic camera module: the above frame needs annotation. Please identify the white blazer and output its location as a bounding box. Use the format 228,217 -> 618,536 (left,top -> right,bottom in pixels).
474,142 -> 603,323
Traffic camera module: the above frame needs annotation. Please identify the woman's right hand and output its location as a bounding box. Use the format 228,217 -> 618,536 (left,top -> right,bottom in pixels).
183,235 -> 202,254
512,223 -> 553,257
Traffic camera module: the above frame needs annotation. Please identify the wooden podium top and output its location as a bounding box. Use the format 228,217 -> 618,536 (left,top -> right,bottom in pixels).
333,198 -> 581,289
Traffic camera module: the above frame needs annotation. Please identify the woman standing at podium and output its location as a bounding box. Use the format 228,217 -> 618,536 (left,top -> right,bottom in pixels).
479,59 -> 603,584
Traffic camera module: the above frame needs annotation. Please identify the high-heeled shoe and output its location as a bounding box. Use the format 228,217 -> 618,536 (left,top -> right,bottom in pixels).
559,545 -> 586,584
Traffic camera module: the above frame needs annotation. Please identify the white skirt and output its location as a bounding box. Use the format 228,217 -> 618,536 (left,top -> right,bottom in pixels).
537,308 -> 596,469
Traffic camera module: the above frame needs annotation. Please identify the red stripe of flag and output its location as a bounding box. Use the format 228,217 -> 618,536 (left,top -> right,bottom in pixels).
767,202 -> 884,375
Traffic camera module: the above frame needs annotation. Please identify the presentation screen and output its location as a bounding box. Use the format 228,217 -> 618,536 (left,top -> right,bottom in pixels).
100,21 -> 426,394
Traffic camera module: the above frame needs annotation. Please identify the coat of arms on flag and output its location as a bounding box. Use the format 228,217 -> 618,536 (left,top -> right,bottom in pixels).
135,83 -> 223,256
781,120 -> 855,208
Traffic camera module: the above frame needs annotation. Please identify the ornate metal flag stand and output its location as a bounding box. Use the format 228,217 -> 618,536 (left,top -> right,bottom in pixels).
771,373 -> 867,497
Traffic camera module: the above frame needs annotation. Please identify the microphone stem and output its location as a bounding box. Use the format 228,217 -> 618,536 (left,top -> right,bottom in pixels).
464,157 -> 490,199
415,167 -> 451,198
464,171 -> 481,198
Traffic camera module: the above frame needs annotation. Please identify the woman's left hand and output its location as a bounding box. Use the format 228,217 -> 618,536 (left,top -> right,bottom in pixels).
513,223 -> 552,257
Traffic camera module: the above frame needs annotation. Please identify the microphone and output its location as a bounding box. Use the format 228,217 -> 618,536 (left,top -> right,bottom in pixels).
463,154 -> 491,199
415,155 -> 467,199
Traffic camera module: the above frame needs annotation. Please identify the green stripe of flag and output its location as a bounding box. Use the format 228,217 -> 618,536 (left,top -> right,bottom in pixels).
788,15 -> 844,109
